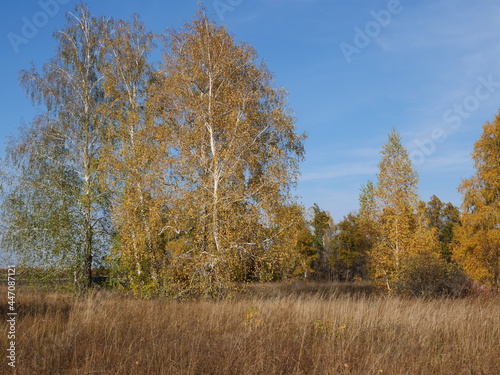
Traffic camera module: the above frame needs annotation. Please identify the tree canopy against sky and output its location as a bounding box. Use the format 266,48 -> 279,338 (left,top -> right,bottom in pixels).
0,4 -> 308,296
453,111 -> 500,289
2,5 -> 114,292
153,10 -> 306,295
1,2 -> 500,297
367,130 -> 438,290
2,1 -> 500,222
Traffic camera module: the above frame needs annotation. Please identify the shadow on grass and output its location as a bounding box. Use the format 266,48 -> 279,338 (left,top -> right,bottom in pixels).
0,285 -> 74,320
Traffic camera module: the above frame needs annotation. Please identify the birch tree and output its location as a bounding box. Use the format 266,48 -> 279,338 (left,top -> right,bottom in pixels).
2,5 -> 112,293
358,180 -> 378,255
156,10 -> 305,295
370,130 -> 438,290
453,111 -> 500,290
98,16 -> 163,293
1,116 -> 83,276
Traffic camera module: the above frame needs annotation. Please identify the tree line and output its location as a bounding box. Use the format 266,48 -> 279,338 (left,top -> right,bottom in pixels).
1,4 -> 498,297
310,125 -> 499,296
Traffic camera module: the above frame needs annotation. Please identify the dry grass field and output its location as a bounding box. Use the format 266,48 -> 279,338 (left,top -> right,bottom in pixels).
1,282 -> 499,375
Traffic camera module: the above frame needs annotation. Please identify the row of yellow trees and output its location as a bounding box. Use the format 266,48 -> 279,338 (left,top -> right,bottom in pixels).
350,124 -> 499,293
1,4 -> 498,297
307,122 -> 498,295
454,116 -> 500,289
1,5 -> 311,297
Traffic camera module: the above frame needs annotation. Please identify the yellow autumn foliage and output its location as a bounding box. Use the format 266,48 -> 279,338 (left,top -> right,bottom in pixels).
453,110 -> 500,290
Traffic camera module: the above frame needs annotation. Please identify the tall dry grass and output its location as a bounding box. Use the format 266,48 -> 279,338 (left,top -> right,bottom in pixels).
1,282 -> 499,374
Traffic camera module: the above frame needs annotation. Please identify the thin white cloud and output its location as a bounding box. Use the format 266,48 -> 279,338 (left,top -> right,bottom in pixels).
415,150 -> 473,173
301,162 -> 377,181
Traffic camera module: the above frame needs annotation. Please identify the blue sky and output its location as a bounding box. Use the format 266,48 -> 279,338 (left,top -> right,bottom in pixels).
1,0 -> 500,222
